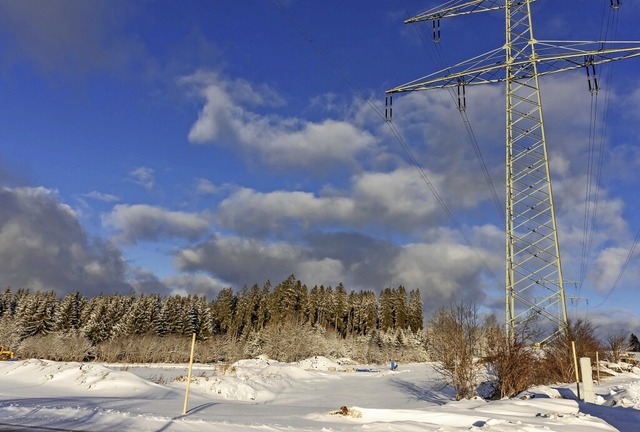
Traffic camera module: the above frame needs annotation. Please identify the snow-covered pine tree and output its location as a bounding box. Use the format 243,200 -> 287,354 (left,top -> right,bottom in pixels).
379,288 -> 393,331
153,296 -> 172,336
256,281 -> 271,330
82,296 -> 112,344
54,291 -> 85,332
332,283 -> 348,335
197,296 -> 213,338
408,289 -> 424,332
212,287 -> 235,334
362,290 -> 378,335
18,291 -> 57,339
230,285 -> 251,338
393,286 -> 409,330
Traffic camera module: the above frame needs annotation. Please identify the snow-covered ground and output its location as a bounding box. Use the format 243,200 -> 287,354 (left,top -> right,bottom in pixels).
1,356 -> 640,431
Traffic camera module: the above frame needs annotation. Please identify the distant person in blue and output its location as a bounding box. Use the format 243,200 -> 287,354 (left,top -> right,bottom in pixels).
390,361 -> 398,370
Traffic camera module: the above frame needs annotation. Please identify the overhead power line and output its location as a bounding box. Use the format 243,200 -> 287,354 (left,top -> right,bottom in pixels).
269,0 -> 501,285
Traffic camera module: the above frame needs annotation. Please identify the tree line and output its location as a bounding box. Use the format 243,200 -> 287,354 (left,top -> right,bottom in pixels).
0,275 -> 424,362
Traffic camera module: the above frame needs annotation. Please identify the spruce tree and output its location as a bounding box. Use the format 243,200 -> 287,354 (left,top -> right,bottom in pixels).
630,333 -> 640,352
54,291 -> 85,332
231,286 -> 251,338
393,286 -> 409,330
362,290 -> 378,335
82,297 -> 111,344
379,288 -> 394,331
212,287 -> 235,333
332,283 -> 348,335
256,281 -> 271,330
408,289 -> 424,332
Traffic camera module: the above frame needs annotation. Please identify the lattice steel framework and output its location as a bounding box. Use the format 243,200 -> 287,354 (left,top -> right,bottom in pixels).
386,0 -> 640,343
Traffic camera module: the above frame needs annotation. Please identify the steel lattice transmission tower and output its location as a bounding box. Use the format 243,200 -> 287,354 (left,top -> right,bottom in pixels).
386,0 -> 640,343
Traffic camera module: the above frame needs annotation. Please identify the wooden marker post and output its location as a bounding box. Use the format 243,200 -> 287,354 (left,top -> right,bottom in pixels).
183,333 -> 197,415
571,341 -> 581,400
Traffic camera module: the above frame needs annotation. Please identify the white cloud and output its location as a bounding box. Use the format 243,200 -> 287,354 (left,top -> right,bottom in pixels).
0,1 -> 148,76
215,166 -> 486,237
176,234 -> 303,286
174,229 -> 497,314
590,245 -> 640,293
195,178 -> 217,195
181,70 -> 377,171
0,186 -> 131,296
216,188 -> 354,235
84,191 -> 120,202
104,204 -> 210,243
128,166 -> 155,190
163,272 -> 227,297
391,241 -> 489,302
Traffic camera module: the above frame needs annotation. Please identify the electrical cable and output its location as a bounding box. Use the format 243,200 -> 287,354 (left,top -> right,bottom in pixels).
407,5 -> 506,224
269,0 -> 502,286
593,225 -> 640,308
581,2 -> 625,308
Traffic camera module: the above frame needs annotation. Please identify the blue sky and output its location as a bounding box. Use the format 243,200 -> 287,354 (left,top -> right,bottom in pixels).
0,0 -> 639,333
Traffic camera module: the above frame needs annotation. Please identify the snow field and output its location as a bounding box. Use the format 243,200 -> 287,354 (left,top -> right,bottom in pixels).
1,357 -> 640,431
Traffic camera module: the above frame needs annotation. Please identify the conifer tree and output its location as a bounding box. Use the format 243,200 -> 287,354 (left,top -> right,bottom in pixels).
306,285 -> 320,327
256,281 -> 271,330
393,286 -> 409,330
82,297 -> 112,344
212,287 -> 235,333
316,285 -> 332,328
154,297 -> 171,336
197,296 -> 213,338
332,283 -> 348,335
408,289 -> 424,332
231,285 -> 251,338
379,288 -> 394,331
0,288 -> 16,319
183,297 -> 201,337
54,291 -> 85,332
630,333 -> 640,352
362,290 -> 378,335
346,290 -> 357,335
19,291 -> 57,339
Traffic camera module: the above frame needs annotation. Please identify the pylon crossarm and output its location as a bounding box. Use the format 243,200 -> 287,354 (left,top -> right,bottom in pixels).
405,0 -> 537,23
386,47 -> 505,93
535,41 -> 640,76
386,42 -> 640,94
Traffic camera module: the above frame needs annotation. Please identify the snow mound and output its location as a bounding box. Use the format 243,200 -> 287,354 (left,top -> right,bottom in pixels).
187,375 -> 270,401
515,385 -> 563,400
184,357 -> 323,402
602,380 -> 640,408
0,359 -> 158,393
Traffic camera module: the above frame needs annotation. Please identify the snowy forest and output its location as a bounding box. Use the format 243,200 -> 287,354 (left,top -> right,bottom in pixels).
4,273 -> 638,401
0,275 -> 427,364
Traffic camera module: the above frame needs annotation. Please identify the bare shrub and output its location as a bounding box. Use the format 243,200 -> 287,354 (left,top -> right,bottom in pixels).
16,331 -> 91,361
541,319 -> 602,383
95,334 -> 194,363
427,302 -> 484,400
258,321 -> 331,362
484,331 -> 544,399
604,330 -> 629,363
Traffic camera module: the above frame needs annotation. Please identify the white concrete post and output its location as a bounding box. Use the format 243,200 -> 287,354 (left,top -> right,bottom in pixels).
579,357 -> 595,403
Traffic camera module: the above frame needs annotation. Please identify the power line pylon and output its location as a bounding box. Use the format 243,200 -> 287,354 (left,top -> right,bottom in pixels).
386,0 -> 640,343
